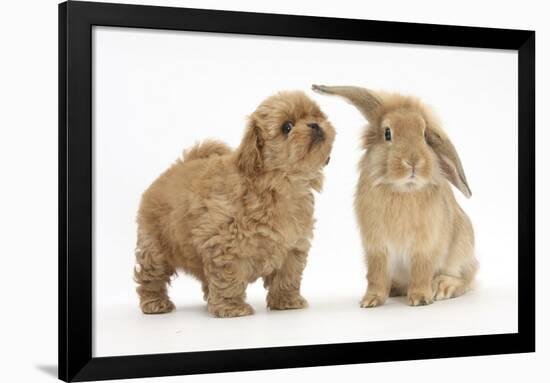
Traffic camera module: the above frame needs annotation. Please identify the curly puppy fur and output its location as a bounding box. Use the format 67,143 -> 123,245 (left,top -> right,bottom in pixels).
313,85 -> 477,307
134,91 -> 335,318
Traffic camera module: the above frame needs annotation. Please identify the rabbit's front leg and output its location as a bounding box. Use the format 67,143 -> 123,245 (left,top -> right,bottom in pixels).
408,252 -> 435,306
361,249 -> 390,308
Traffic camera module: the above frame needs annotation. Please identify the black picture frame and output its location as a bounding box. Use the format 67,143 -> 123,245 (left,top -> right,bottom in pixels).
58,1 -> 535,381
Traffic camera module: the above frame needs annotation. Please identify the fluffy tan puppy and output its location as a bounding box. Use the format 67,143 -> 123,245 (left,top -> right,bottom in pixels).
134,91 -> 335,318
313,85 -> 477,307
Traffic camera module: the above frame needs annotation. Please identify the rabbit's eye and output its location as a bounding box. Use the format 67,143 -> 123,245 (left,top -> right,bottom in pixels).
282,121 -> 294,135
384,128 -> 392,141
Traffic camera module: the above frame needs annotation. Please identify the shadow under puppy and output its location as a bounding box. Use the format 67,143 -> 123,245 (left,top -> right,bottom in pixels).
134,91 -> 335,318
313,85 -> 477,307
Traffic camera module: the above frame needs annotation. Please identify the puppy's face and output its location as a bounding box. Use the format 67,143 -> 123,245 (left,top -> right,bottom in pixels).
237,91 -> 335,176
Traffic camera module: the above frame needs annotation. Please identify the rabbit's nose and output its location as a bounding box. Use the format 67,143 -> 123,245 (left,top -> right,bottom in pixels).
404,154 -> 423,168
308,123 -> 321,131
404,159 -> 416,168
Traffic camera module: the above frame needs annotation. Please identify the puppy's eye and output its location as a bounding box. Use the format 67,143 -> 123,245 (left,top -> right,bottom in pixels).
384,128 -> 392,141
282,121 -> 294,135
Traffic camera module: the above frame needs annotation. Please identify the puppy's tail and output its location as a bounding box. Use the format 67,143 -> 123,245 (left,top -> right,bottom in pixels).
182,140 -> 232,162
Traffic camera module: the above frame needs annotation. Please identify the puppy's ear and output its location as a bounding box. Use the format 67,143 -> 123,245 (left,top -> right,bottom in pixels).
237,117 -> 264,176
309,171 -> 324,193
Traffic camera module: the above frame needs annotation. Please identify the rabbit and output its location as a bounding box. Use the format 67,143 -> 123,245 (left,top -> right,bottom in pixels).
312,85 -> 478,307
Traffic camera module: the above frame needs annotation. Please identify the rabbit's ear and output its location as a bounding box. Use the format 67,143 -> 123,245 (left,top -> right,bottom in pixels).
312,85 -> 382,121
425,129 -> 472,198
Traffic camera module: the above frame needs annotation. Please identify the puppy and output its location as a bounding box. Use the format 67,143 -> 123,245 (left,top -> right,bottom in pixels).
134,91 -> 335,318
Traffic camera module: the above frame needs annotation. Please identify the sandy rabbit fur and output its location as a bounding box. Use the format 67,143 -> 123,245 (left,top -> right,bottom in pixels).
313,85 -> 478,307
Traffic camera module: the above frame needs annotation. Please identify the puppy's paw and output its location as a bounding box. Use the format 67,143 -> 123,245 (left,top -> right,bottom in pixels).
208,302 -> 254,318
407,291 -> 434,306
360,293 -> 386,308
140,298 -> 175,314
267,294 -> 308,310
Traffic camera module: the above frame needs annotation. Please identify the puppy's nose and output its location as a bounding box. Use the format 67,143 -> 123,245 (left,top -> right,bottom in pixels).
308,123 -> 321,131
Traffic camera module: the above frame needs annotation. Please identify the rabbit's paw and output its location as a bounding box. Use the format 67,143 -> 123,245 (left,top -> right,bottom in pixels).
407,290 -> 434,306
360,293 -> 386,308
433,275 -> 465,301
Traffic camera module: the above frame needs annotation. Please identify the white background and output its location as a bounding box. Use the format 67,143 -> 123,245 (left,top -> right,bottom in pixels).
0,0 -> 548,382
93,25 -> 518,357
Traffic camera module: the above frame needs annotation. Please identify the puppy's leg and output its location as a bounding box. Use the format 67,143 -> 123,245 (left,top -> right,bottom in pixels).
134,235 -> 176,314
408,252 -> 435,306
205,256 -> 253,318
264,248 -> 308,310
177,260 -> 210,302
361,249 -> 390,308
201,282 -> 209,302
